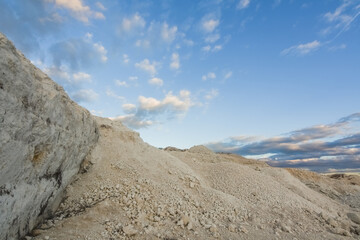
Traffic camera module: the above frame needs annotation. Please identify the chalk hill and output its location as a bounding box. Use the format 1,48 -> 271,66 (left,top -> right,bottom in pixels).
0,32 -> 360,240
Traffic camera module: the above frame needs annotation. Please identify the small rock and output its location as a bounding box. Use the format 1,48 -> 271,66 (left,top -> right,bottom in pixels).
44,236 -> 50,240
347,213 -> 360,224
30,229 -> 43,237
189,182 -> 195,188
24,237 -> 32,240
187,221 -> 194,230
123,225 -> 138,236
181,215 -> 190,226
280,223 -> 291,233
228,224 -> 237,232
209,225 -> 217,233
239,226 -> 248,234
326,218 -> 337,228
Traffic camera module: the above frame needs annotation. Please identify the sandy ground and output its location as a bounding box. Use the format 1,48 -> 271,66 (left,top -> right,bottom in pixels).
29,117 -> 360,240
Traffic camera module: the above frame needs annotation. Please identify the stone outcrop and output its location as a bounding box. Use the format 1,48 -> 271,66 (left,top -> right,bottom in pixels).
0,32 -> 99,239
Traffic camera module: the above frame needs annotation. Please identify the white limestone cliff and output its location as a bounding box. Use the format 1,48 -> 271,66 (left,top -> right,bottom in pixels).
0,32 -> 99,239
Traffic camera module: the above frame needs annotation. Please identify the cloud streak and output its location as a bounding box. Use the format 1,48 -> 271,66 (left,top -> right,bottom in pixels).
281,40 -> 321,56
206,113 -> 360,172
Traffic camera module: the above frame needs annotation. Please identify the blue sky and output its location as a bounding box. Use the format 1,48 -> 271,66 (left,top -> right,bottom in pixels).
1,0 -> 359,172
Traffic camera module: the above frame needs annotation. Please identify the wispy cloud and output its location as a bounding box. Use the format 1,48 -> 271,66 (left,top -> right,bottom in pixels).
161,23 -> 178,43
202,44 -> 223,52
281,40 -> 321,56
328,43 -> 347,51
237,0 -> 250,10
49,34 -> 108,70
72,89 -> 99,103
111,90 -> 193,129
202,19 -> 219,33
123,54 -> 130,63
72,72 -> 91,83
115,80 -> 128,87
322,1 -> 360,39
205,34 -> 220,43
95,2 -> 106,11
224,71 -> 233,80
206,113 -> 360,172
170,53 -> 180,70
204,89 -> 219,100
121,13 -> 146,32
106,89 -> 125,101
135,59 -> 158,76
202,72 -> 216,81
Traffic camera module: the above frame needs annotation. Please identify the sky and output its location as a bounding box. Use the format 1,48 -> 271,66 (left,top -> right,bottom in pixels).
1,0 -> 359,173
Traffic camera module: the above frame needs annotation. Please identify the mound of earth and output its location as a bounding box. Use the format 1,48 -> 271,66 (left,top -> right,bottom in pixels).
29,117 -> 360,240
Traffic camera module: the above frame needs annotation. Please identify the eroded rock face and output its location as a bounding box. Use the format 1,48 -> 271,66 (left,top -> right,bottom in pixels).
0,32 -> 99,239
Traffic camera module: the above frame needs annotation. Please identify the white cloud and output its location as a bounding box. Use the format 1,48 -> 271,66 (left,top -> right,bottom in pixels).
111,90 -> 194,129
281,40 -> 321,56
106,89 -> 125,101
205,34 -> 220,43
72,89 -> 99,102
161,23 -> 178,43
208,72 -> 216,79
135,59 -> 158,76
328,44 -> 347,51
202,19 -> 219,33
129,76 -> 138,81
85,32 -> 93,40
122,13 -> 146,32
213,45 -> 222,51
183,39 -> 194,46
139,90 -> 192,112
205,89 -> 219,100
72,72 -> 91,83
237,0 -> 250,9
50,0 -> 105,23
95,2 -> 106,10
93,42 -> 108,62
202,44 -> 222,52
148,77 -> 163,86
202,72 -> 216,81
135,39 -> 150,48
202,45 -> 211,52
115,80 -> 128,87
123,54 -> 130,63
170,53 -> 180,70
122,103 -> 136,113
224,71 -> 233,80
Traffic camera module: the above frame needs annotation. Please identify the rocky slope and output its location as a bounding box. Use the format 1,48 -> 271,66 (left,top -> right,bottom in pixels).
1,32 -> 360,240
0,32 -> 98,239
30,117 -> 360,240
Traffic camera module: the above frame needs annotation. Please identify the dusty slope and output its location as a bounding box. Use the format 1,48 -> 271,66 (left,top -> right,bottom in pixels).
31,117 -> 360,240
